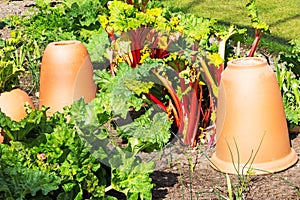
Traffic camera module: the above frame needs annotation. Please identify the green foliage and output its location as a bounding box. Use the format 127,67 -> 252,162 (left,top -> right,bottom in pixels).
125,78 -> 154,96
0,97 -> 156,199
279,39 -> 300,76
94,61 -> 158,118
109,147 -> 154,200
100,0 -> 221,51
71,99 -> 156,198
118,108 -> 171,153
104,1 -> 140,32
0,106 -> 50,141
276,42 -> 300,125
171,13 -> 216,43
14,2 -> 74,47
70,98 -> 111,135
83,27 -> 110,65
94,59 -> 172,151
101,0 -> 169,32
0,107 -> 106,198
12,0 -> 108,47
66,0 -> 106,27
0,162 -> 61,199
0,31 -> 25,92
0,141 -> 62,199
246,0 -> 270,34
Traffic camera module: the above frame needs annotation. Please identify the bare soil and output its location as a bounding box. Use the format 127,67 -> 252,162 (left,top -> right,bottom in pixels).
1,1 -> 300,199
0,0 -> 35,38
149,132 -> 300,200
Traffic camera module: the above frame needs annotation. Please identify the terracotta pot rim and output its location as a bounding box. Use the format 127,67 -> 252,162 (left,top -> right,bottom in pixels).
48,40 -> 81,47
227,57 -> 267,69
210,148 -> 298,175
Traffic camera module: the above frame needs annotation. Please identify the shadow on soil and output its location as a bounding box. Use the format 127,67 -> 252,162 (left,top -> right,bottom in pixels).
151,171 -> 179,200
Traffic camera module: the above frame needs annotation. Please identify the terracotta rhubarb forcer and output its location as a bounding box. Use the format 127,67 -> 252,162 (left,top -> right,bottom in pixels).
210,57 -> 298,175
39,40 -> 97,116
0,88 -> 34,121
0,88 -> 34,143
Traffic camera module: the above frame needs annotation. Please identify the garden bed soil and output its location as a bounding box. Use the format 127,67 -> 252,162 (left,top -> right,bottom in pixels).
1,1 -> 300,199
149,131 -> 300,200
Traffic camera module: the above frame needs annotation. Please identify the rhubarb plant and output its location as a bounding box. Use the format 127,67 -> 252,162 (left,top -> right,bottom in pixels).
98,0 -> 247,146
0,99 -> 156,199
94,60 -> 172,152
246,0 -> 270,57
124,0 -> 150,11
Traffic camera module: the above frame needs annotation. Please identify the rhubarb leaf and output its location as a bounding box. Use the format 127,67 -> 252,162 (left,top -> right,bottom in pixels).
94,63 -> 144,118
0,106 -> 51,141
0,163 -> 60,199
124,78 -> 154,96
118,108 -> 171,153
94,60 -> 159,119
109,147 -> 154,200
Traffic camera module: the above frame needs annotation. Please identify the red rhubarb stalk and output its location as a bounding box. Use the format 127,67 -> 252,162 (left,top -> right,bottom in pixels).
153,70 -> 183,130
184,80 -> 199,146
146,93 -> 167,111
248,29 -> 261,57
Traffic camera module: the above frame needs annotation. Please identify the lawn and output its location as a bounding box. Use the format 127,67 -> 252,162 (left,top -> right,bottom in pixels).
162,0 -> 300,53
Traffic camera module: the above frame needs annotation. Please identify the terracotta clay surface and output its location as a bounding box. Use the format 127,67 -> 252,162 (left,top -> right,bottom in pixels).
0,88 -> 34,121
39,40 -> 97,116
211,57 -> 298,174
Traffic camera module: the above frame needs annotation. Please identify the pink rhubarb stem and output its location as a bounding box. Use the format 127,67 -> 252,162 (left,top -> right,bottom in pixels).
153,70 -> 183,130
185,81 -> 200,146
248,29 -> 261,57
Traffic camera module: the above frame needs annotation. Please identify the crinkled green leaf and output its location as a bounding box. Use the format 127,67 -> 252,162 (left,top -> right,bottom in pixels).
118,108 -> 171,153
246,0 -> 270,33
124,78 -> 154,95
94,61 -> 157,118
177,13 -> 216,42
0,164 -> 60,199
70,98 -> 110,138
83,27 -> 110,64
0,106 -> 51,141
109,147 -> 154,200
101,1 -> 169,33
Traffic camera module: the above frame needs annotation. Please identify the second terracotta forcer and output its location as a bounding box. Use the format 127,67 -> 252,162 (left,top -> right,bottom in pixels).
210,57 -> 298,175
39,40 -> 97,116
